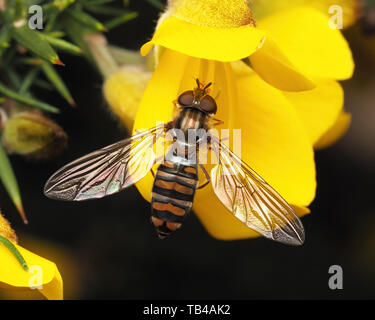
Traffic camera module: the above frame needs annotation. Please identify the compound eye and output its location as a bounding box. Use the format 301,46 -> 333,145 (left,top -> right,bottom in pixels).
200,95 -> 217,114
178,91 -> 194,107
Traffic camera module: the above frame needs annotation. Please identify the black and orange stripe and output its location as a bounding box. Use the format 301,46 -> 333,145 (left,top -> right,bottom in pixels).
151,161 -> 198,239
150,107 -> 207,239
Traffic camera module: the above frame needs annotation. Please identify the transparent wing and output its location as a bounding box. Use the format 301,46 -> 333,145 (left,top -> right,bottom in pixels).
44,124 -> 168,201
209,135 -> 305,246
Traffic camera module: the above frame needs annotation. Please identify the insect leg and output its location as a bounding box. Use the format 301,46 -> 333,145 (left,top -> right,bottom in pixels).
212,118 -> 224,126
197,164 -> 211,190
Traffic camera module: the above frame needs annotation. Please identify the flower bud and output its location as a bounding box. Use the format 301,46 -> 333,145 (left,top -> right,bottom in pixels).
0,212 -> 18,244
2,112 -> 67,159
103,66 -> 151,131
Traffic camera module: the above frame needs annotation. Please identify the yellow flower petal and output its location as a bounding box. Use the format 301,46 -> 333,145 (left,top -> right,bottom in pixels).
251,0 -> 361,29
284,79 -> 344,144
0,244 -> 63,300
194,190 -> 311,240
311,0 -> 361,28
249,37 -> 316,92
235,70 -> 316,206
257,6 -> 354,80
141,16 -> 265,62
315,111 -> 351,149
194,69 -> 316,240
38,270 -> 63,300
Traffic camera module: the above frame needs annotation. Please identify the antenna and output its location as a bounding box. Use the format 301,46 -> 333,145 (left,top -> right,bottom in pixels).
204,82 -> 212,90
196,78 -> 201,88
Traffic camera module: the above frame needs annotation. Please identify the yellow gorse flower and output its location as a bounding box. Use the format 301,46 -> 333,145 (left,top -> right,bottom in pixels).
0,212 -> 63,300
105,0 -> 355,240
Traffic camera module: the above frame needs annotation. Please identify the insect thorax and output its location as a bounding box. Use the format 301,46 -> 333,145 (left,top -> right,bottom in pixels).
175,107 -> 208,134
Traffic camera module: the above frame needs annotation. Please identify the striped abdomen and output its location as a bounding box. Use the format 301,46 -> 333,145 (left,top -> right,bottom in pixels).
151,161 -> 198,239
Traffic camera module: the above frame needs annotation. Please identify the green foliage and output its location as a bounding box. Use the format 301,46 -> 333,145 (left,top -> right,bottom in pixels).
364,0 -> 375,10
0,0 -> 137,223
0,235 -> 28,271
0,0 -> 137,113
145,0 -> 165,10
0,141 -> 26,223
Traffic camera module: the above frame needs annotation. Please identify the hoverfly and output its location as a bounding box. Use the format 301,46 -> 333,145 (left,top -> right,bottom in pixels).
44,79 -> 305,245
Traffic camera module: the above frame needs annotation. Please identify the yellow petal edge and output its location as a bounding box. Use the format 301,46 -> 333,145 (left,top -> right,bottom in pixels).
257,6 -> 354,80
0,243 -> 63,300
141,16 -> 265,62
315,111 -> 352,149
249,36 -> 316,92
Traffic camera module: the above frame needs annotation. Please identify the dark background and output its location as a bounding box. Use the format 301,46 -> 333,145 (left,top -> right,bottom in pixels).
1,1 -> 375,299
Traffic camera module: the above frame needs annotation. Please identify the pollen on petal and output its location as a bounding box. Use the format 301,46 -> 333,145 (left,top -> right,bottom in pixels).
169,0 -> 255,28
0,212 -> 18,244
